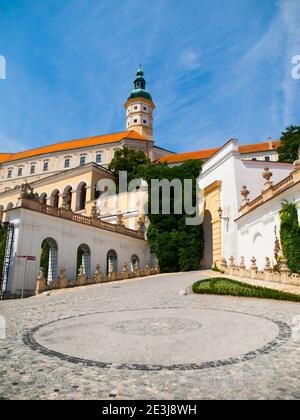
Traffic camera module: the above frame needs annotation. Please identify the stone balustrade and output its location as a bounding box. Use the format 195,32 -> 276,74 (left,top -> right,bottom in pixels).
219,256 -> 300,286
35,260 -> 160,295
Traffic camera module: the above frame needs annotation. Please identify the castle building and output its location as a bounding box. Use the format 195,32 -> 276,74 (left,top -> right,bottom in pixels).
0,67 -> 292,298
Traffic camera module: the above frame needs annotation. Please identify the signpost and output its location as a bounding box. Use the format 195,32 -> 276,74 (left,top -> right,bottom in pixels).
17,256 -> 37,299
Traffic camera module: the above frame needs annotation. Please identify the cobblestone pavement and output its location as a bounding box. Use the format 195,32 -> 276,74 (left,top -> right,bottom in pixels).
1,271 -> 300,400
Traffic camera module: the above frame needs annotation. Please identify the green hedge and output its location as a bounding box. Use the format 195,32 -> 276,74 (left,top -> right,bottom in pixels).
280,202 -> 300,273
193,278 -> 300,302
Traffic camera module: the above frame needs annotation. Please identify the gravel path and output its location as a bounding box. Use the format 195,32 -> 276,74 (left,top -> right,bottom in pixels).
1,271 -> 300,400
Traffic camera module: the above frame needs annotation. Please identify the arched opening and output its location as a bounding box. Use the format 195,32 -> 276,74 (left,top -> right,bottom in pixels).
50,190 -> 60,208
40,238 -> 58,283
202,210 -> 213,269
77,244 -> 91,277
6,202 -> 13,211
62,186 -> 73,210
106,249 -> 118,275
131,254 -> 140,272
39,193 -> 47,206
76,182 -> 87,211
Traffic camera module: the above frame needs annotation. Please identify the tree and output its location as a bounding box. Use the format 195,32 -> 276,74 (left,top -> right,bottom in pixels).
0,225 -> 8,290
109,146 -> 152,184
278,125 -> 300,163
280,202 -> 300,273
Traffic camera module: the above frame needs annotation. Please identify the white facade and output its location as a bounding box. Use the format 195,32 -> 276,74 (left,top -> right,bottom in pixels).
198,140 -> 294,269
5,206 -> 150,297
236,184 -> 300,269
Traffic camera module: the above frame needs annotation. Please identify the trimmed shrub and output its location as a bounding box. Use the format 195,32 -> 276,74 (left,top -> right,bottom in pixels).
280,202 -> 300,273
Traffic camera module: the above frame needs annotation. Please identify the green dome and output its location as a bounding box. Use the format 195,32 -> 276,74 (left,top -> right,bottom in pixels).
128,67 -> 152,101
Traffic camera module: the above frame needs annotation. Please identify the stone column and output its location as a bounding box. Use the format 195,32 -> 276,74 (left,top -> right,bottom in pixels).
250,257 -> 258,279
35,268 -> 46,295
280,258 -> 291,284
264,257 -> 273,282
239,256 -> 246,276
122,263 -> 129,280
78,265 -> 86,286
220,258 -> 227,273
94,264 -> 102,283
58,267 -> 68,289
229,256 -> 235,276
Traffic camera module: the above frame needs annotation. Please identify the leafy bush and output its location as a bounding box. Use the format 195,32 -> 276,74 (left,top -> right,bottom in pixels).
193,278 -> 300,302
280,202 -> 300,273
277,125 -> 300,163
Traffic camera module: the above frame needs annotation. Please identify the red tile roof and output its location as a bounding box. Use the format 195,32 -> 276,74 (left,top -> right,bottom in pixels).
159,141 -> 281,164
0,131 -> 146,164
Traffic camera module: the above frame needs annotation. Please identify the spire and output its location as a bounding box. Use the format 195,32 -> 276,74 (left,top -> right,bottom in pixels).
128,66 -> 152,101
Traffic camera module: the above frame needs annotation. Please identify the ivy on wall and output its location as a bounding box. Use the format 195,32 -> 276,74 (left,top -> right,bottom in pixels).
40,239 -> 50,280
280,202 -> 300,273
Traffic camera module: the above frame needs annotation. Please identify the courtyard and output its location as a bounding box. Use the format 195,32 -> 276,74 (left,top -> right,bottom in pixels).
0,271 -> 300,400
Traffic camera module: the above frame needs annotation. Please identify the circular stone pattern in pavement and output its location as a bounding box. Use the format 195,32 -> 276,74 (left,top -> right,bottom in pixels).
24,307 -> 290,370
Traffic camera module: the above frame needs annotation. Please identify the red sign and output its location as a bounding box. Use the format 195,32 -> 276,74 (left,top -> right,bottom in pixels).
17,256 -> 37,261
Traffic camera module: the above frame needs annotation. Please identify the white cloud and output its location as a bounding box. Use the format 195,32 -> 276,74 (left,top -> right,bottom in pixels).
179,49 -> 201,70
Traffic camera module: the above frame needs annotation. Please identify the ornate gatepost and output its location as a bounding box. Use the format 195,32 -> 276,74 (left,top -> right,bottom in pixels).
35,268 -> 46,295
250,257 -> 258,279
229,256 -> 235,276
122,263 -> 129,280
94,264 -> 102,284
78,265 -> 86,286
280,258 -> 291,284
239,256 -> 246,276
58,267 -> 68,289
264,257 -> 273,282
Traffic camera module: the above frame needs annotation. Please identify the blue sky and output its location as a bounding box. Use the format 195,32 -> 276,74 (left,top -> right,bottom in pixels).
0,0 -> 299,154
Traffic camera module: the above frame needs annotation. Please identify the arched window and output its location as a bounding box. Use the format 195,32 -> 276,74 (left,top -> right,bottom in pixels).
39,193 -> 47,205
50,190 -> 60,208
76,182 -> 87,211
62,186 -> 73,210
6,202 -> 13,211
107,249 -> 118,275
131,254 -> 140,272
77,244 -> 91,277
40,238 -> 58,283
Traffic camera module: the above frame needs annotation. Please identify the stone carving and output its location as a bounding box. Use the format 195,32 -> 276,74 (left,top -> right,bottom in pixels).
240,186 -> 250,206
35,268 -> 47,295
58,267 -> 68,289
94,264 -> 102,283
116,213 -> 125,227
78,265 -> 86,286
262,167 -> 273,191
19,183 -> 39,201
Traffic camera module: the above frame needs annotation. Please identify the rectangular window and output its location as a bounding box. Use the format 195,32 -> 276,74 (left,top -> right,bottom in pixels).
30,165 -> 35,174
80,156 -> 86,166
7,169 -> 12,179
134,105 -> 138,110
265,156 -> 270,162
252,158 -> 257,161
43,162 -> 49,171
96,153 -> 102,164
64,158 -> 70,168
143,119 -> 147,124
18,168 -> 23,177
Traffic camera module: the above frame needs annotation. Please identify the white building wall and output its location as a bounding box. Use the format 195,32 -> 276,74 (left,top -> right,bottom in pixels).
236,186 -> 300,269
5,207 -> 150,296
198,140 -> 293,266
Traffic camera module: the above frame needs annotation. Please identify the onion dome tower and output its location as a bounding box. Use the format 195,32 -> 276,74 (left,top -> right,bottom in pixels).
124,66 -> 155,141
